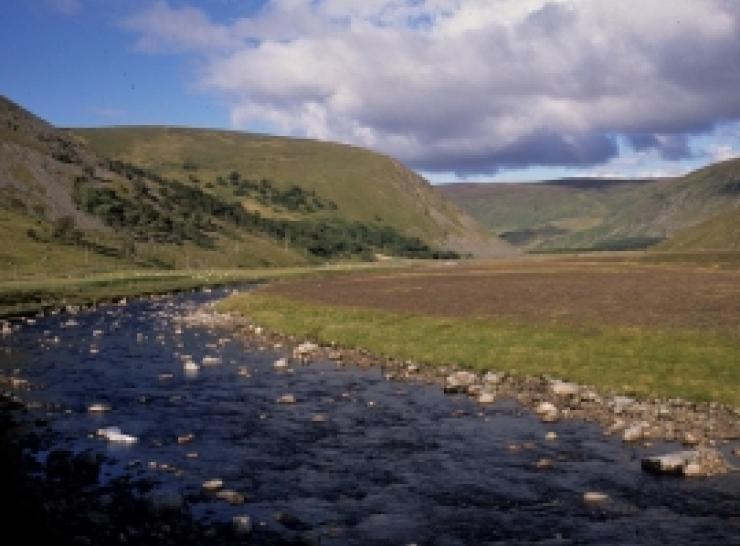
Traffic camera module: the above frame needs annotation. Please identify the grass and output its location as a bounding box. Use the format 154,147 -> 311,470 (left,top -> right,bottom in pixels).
73,126 -> 471,244
216,256 -> 740,407
0,260 -> 420,318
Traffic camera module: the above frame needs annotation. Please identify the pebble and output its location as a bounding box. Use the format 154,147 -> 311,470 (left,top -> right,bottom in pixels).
534,402 -> 559,422
583,491 -> 609,503
232,515 -> 252,535
216,489 -> 245,505
201,356 -> 221,366
477,392 -> 496,404
202,478 -> 223,492
87,403 -> 111,413
545,431 -> 558,441
277,394 -> 296,404
274,357 -> 289,369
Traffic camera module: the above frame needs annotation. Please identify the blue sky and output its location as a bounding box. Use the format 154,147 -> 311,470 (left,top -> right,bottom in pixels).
2,1 -> 739,183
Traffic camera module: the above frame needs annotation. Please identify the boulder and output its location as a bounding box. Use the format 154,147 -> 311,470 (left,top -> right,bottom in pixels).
444,371 -> 478,394
641,448 -> 729,477
550,381 -> 580,397
534,401 -> 559,422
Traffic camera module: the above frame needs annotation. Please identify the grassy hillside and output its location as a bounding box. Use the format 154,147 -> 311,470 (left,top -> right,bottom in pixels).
655,206 -> 740,251
440,161 -> 740,251
74,126 -> 511,258
1,96 -> 509,278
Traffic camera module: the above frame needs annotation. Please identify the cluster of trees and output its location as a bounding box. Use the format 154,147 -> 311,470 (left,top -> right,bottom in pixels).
220,171 -> 337,213
73,159 -> 459,260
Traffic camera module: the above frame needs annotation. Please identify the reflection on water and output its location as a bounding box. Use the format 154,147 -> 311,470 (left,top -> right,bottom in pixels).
2,288 -> 739,545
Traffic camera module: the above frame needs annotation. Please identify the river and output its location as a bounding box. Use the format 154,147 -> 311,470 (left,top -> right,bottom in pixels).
1,288 -> 739,545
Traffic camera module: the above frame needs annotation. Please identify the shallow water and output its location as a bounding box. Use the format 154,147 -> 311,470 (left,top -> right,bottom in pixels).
2,288 -> 739,545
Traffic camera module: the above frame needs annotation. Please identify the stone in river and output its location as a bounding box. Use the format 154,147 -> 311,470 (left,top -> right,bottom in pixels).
583,491 -> 609,503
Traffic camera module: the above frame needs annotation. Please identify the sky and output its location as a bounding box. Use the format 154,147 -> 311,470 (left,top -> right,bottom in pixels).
1,0 -> 740,183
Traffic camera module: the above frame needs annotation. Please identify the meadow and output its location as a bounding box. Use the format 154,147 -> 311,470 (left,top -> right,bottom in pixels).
217,253 -> 740,406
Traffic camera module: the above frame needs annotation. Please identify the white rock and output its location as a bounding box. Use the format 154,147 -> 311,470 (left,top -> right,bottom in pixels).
534,402 -> 559,422
545,431 -> 558,441
98,426 -> 138,444
202,478 -> 224,491
216,489 -> 245,505
622,422 -> 648,442
482,371 -> 503,385
87,403 -> 111,413
92,329 -> 104,337
277,394 -> 296,404
583,491 -> 609,503
293,341 -> 319,358
477,392 -> 496,404
274,357 -> 289,369
184,361 -> 200,373
233,515 -> 252,535
444,371 -> 478,393
550,381 -> 580,396
1,323 -> 12,336
201,356 -> 221,366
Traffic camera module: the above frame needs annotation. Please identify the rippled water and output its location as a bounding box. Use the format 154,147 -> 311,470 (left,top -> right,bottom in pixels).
2,288 -> 739,545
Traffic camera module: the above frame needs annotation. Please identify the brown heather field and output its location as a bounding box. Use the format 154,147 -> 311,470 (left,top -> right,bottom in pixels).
261,256 -> 740,334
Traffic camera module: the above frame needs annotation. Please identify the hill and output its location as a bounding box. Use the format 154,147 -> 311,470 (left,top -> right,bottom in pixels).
73,126 -> 511,258
440,163 -> 740,251
0,96 -> 509,277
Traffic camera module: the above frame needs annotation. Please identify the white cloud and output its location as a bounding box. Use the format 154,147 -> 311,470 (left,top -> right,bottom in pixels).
124,0 -> 740,175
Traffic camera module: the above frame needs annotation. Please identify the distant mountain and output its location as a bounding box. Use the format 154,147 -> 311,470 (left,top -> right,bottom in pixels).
439,164 -> 740,251
0,96 -> 511,276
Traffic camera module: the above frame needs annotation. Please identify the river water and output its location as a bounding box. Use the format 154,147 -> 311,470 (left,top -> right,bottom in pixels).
1,288 -> 739,545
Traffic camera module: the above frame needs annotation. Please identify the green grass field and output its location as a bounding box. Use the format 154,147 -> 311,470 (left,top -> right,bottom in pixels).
217,269 -> 740,407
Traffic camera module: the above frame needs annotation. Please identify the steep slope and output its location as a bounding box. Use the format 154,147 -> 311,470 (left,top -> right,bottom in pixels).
74,127 -> 512,257
0,96 -> 310,275
440,161 -> 740,251
655,206 -> 740,251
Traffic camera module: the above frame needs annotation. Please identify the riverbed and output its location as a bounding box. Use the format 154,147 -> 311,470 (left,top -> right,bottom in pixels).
1,288 -> 739,545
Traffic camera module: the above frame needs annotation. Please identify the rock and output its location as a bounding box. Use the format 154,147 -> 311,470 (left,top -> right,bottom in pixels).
682,431 -> 700,446
311,414 -> 328,423
96,426 -> 138,444
274,357 -> 289,369
277,394 -> 296,404
293,341 -> 319,358
183,361 -> 200,373
550,381 -> 580,397
642,448 -> 729,477
201,356 -> 221,366
583,491 -> 609,503
611,396 -> 636,414
177,433 -> 195,444
87,403 -> 111,413
477,392 -> 496,404
534,401 -> 559,422
328,350 -> 343,361
622,422 -> 648,442
444,371 -> 478,393
545,431 -> 558,441
202,478 -> 224,491
535,458 -> 554,469
216,489 -> 245,505
482,371 -> 503,385
233,515 -> 252,536
1,323 -> 12,336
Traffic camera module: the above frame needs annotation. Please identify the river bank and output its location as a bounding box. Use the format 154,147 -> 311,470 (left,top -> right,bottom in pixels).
208,298 -> 740,476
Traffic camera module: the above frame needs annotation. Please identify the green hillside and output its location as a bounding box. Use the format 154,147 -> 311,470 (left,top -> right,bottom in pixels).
656,206 -> 740,251
440,161 -> 740,251
74,126 -> 511,258
0,96 -> 510,278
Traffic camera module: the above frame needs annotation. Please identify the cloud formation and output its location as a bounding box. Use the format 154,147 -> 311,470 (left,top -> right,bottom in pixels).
125,0 -> 740,175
